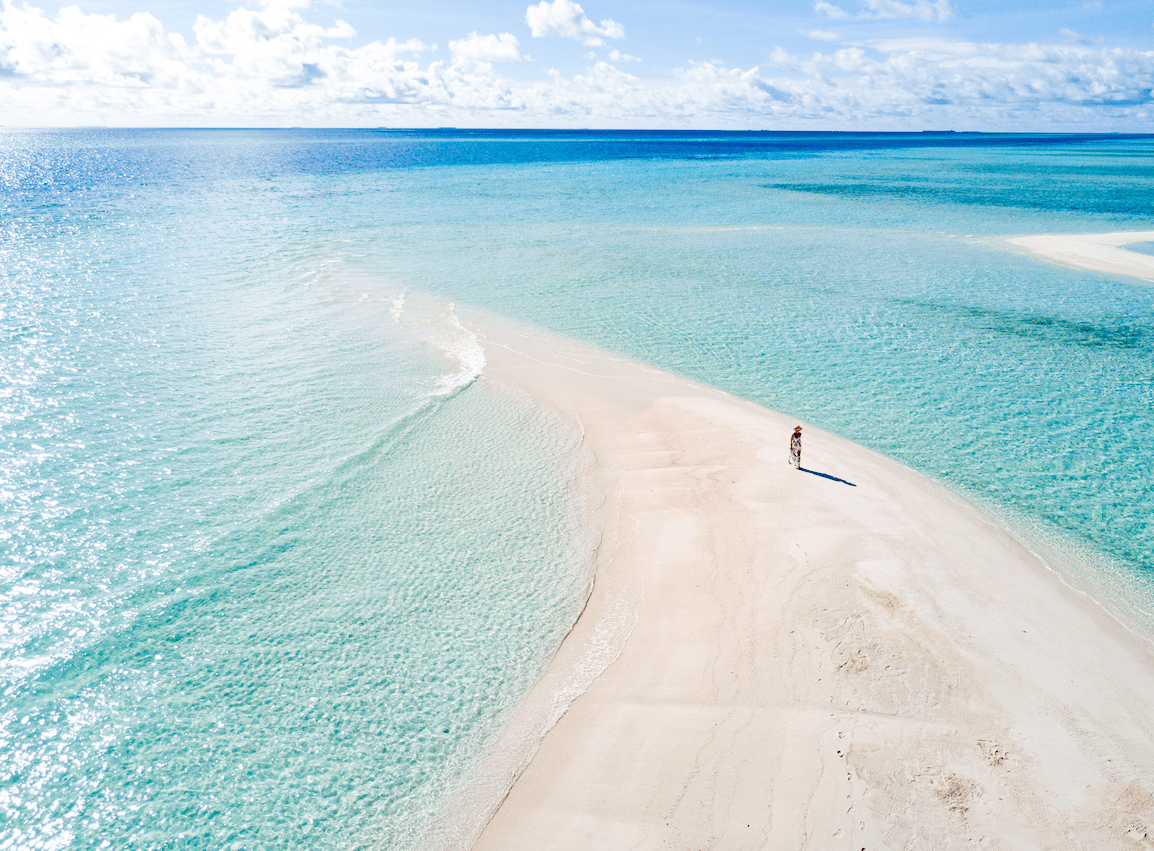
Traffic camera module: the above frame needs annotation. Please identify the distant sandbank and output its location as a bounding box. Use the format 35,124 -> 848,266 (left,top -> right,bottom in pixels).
433,310 -> 1154,850
1005,230 -> 1154,282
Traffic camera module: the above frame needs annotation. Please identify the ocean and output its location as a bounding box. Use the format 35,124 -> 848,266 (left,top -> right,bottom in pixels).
2,129 -> 1152,849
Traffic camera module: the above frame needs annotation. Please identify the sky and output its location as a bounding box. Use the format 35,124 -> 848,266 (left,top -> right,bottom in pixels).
0,0 -> 1152,128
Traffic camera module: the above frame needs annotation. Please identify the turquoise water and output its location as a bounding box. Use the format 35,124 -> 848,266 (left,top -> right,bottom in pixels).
2,130 -> 1153,849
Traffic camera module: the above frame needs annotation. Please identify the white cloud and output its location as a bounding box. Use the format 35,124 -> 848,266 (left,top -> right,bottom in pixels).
609,49 -> 640,62
814,1 -> 851,20
1059,28 -> 1104,45
193,5 -> 355,58
449,32 -> 525,66
525,0 -> 624,46
816,0 -> 952,22
806,30 -> 842,41
191,0 -> 358,85
0,1 -> 1151,130
0,3 -> 196,88
768,38 -> 1154,120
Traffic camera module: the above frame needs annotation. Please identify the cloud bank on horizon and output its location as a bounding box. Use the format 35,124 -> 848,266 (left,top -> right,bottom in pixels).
0,0 -> 1151,129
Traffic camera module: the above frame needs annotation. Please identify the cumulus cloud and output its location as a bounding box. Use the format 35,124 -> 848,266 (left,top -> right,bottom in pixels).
816,0 -> 952,22
768,38 -> 1154,118
0,0 -> 1152,130
449,32 -> 525,66
0,3 -> 196,87
525,0 -> 624,46
806,30 -> 842,41
609,49 -> 640,62
192,0 -> 358,85
0,0 -> 433,114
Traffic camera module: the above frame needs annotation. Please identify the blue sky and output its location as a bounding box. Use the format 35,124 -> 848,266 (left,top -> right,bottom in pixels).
2,0 -> 1152,128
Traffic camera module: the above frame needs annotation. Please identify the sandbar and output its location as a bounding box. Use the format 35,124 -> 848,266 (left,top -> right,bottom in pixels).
1004,231 -> 1154,282
441,310 -> 1154,850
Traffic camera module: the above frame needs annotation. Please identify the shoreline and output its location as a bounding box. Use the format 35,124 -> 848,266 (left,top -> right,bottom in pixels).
1003,230 -> 1154,282
447,309 -> 1154,849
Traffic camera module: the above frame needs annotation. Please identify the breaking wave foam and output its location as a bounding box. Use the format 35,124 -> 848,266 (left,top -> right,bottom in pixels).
428,304 -> 486,396
389,290 -> 486,398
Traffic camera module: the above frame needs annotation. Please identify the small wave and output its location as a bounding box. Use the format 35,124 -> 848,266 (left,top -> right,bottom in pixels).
382,289 -> 487,398
389,291 -> 407,323
426,303 -> 486,397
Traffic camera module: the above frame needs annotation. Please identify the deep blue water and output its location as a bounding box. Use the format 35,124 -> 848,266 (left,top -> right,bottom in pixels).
1,129 -> 1152,850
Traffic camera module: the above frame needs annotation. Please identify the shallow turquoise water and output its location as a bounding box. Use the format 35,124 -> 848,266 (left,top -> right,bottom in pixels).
0,133 -> 593,850
1,130 -> 1152,849
340,141 -> 1154,596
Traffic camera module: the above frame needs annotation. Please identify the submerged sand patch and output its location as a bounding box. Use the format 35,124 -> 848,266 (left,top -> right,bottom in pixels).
1004,231 -> 1154,282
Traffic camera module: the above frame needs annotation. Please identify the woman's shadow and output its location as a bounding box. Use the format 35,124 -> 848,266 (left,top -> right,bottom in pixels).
799,467 -> 856,487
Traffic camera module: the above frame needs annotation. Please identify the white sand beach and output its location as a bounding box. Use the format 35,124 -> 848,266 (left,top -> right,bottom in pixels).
448,311 -> 1154,851
1005,231 -> 1154,282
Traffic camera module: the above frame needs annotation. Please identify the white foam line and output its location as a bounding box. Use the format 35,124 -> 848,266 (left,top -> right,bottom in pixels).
389,291 -> 406,323
429,303 -> 486,397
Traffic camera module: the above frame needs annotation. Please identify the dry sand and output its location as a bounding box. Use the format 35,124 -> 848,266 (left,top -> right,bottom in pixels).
1005,231 -> 1154,282
448,310 -> 1154,851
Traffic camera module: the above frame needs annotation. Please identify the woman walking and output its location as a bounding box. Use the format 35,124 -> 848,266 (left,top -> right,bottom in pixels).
789,426 -> 802,470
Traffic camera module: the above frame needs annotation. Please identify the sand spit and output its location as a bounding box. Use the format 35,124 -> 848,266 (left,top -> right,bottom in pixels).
1005,231 -> 1154,282
456,311 -> 1154,851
